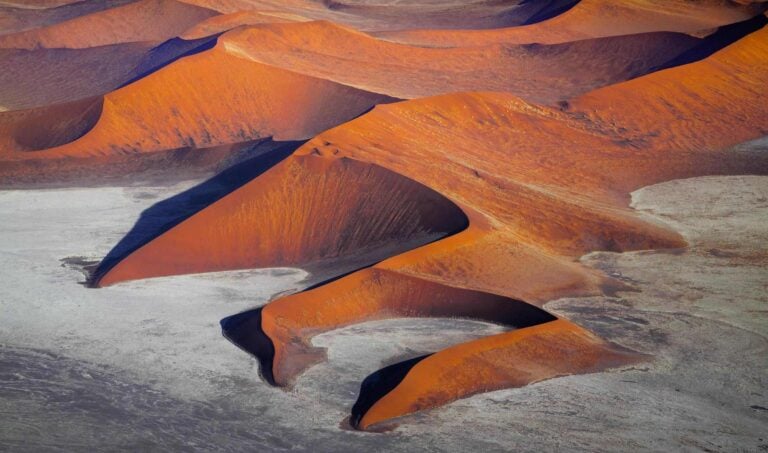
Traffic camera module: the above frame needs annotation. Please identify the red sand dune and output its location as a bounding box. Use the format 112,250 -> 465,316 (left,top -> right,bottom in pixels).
180,10 -> 307,39
0,0 -> 218,49
94,22 -> 768,428
0,97 -> 103,155
219,20 -> 703,102
379,0 -> 767,46
0,0 -> 133,36
0,16 -> 720,186
179,0 -> 578,31
4,0 -> 766,432
0,32 -> 224,110
0,37 -> 394,186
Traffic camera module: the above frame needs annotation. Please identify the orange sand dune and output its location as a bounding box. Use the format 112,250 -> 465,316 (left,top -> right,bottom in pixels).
0,39 -> 394,186
379,0 -> 767,46
179,0 -> 578,31
98,157 -> 469,285
94,23 -> 768,428
0,18 -> 712,185
218,20 -> 703,102
0,32 -> 222,110
0,0 -> 218,49
357,319 -> 635,429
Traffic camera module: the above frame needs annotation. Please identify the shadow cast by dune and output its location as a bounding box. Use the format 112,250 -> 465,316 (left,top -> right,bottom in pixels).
119,33 -> 223,89
90,140 -> 304,286
220,308 -> 277,386
521,0 -> 580,26
350,354 -> 431,430
344,297 -> 557,430
653,14 -> 767,72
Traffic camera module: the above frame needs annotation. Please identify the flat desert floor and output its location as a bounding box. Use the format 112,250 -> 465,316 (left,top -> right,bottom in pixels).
1,174 -> 767,452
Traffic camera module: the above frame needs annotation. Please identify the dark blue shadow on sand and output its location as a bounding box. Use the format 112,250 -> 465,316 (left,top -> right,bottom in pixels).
91,140 -> 304,285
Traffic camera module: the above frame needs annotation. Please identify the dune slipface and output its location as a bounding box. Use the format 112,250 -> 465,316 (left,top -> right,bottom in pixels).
95,19 -> 768,429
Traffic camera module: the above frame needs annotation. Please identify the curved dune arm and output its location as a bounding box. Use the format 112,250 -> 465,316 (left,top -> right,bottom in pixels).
355,319 -> 640,430
253,268 -> 556,386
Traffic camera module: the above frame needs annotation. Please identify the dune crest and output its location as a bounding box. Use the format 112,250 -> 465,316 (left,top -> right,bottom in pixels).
0,0 -> 218,49
219,19 -> 706,102
177,0 -> 579,31
93,22 -> 768,429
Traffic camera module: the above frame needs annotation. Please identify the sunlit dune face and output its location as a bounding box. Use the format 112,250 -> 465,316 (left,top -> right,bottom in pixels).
1,0 -> 767,434
91,22 -> 768,428
97,156 -> 469,286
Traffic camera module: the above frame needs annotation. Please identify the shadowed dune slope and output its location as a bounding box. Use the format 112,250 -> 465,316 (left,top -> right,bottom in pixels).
0,0 -> 134,36
379,0 -> 768,46
0,43 -> 152,110
0,97 -> 103,155
180,10 -> 307,39
95,24 -> 768,429
0,0 -> 218,49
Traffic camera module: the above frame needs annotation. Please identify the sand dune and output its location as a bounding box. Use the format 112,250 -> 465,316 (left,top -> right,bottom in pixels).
0,97 -> 103,155
0,0 -> 218,49
0,43 -> 151,110
0,40 -> 394,186
4,0 -> 767,437
91,20 -> 768,429
379,0 -> 767,45
0,0 -> 133,36
1,18 -> 736,185
179,0 -> 578,31
180,10 -> 308,39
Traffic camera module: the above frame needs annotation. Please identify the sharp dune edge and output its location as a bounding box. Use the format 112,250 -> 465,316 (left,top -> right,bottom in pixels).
2,0 -> 767,437
0,43 -> 396,185
178,0 -> 580,31
0,33 -> 224,110
94,20 -> 768,429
